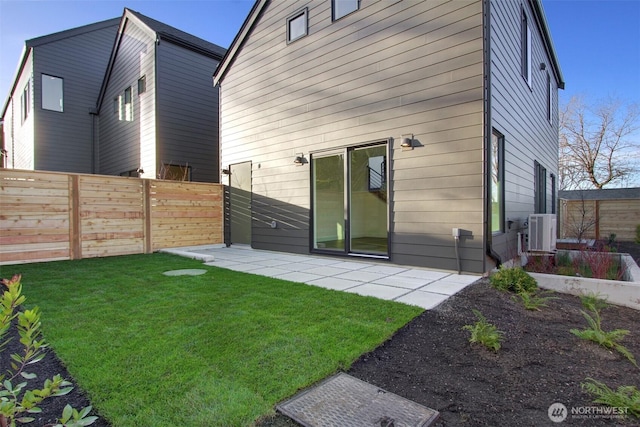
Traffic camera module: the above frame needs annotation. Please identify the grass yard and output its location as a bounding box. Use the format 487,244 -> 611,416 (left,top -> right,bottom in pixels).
1,253 -> 422,426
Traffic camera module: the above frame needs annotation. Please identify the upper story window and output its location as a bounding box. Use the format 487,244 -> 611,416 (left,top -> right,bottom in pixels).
547,71 -> 553,123
521,7 -> 532,88
138,75 -> 146,95
333,0 -> 359,21
123,87 -> 133,121
21,80 -> 31,123
287,8 -> 308,43
42,74 -> 63,112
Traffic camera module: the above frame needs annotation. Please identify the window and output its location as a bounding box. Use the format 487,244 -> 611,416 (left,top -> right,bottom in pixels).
547,72 -> 552,123
113,97 -> 119,115
521,8 -> 532,88
287,8 -> 308,43
123,87 -> 132,121
534,161 -> 547,213
138,75 -> 146,94
20,80 -> 30,123
333,0 -> 359,21
550,173 -> 556,214
42,74 -> 63,112
490,130 -> 505,233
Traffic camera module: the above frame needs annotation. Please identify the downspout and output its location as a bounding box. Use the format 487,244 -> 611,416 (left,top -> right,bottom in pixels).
483,0 -> 501,272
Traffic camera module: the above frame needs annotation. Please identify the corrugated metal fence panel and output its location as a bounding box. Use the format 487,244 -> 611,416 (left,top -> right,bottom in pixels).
0,169 -> 224,265
0,170 -> 72,264
150,180 -> 224,251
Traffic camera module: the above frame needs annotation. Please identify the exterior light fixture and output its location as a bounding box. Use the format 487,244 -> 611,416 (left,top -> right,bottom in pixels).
540,63 -> 546,70
294,153 -> 307,165
222,168 -> 231,175
400,134 -> 414,150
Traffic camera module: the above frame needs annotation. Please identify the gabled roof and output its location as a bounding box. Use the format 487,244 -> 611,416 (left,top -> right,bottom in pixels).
213,0 -> 267,86
1,18 -> 120,119
213,0 -> 565,89
95,8 -> 227,112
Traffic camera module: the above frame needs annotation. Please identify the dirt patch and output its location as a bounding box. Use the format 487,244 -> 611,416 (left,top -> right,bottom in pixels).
260,279 -> 640,426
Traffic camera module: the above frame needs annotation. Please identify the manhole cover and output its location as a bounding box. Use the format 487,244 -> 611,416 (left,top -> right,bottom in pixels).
277,373 -> 439,427
162,269 -> 207,276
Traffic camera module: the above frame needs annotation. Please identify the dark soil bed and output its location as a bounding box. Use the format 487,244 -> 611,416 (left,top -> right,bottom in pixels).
3,242 -> 639,426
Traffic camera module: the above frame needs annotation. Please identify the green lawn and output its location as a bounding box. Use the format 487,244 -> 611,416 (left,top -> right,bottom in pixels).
1,253 -> 422,426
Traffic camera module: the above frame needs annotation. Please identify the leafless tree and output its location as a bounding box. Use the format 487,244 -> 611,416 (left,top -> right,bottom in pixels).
559,96 -> 640,190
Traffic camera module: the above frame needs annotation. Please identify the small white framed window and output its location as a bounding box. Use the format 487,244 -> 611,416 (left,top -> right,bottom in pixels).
333,0 -> 359,21
42,74 -> 63,112
138,75 -> 146,94
287,8 -> 308,43
21,80 -> 31,123
547,72 -> 553,123
123,87 -> 132,121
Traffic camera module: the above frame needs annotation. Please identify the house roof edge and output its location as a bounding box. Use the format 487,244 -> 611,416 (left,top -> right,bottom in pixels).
213,0 -> 268,86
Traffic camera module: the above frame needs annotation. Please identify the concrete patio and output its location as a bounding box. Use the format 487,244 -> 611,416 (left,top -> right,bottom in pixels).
161,245 -> 481,310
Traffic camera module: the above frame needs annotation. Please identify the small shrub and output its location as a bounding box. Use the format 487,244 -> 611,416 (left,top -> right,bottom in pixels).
581,378 -> 640,418
570,294 -> 637,367
512,290 -> 558,311
0,274 -> 98,427
580,293 -> 609,312
490,266 -> 537,294
462,309 -> 503,352
636,224 -> 640,244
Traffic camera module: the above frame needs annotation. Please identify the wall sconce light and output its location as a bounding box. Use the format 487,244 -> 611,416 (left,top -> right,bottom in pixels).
294,153 -> 307,165
540,63 -> 546,71
136,167 -> 144,175
400,134 -> 414,150
221,168 -> 231,175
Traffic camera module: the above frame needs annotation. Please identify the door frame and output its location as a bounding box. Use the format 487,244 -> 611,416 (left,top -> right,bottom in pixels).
310,140 -> 390,259
228,161 -> 252,246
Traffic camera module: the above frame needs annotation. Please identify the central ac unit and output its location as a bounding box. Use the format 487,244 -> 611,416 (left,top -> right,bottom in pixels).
528,214 -> 557,252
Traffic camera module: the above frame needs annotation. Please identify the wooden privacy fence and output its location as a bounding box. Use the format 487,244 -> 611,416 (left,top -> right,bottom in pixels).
0,169 -> 224,265
559,196 -> 640,242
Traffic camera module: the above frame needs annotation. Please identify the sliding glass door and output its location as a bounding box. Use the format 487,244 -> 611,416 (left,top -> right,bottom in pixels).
312,143 -> 388,257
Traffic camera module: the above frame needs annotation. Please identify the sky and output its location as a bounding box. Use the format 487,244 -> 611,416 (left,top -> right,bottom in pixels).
1,0 -> 639,103
0,0 -> 639,181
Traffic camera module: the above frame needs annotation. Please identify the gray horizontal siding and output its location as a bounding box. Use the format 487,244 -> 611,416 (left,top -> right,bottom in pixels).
32,23 -> 117,173
219,0 -> 486,271
156,42 -> 220,183
489,0 -> 561,260
98,20 -> 155,176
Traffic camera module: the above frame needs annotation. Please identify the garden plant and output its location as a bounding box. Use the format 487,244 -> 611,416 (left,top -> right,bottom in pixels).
0,274 -> 96,427
462,309 -> 503,352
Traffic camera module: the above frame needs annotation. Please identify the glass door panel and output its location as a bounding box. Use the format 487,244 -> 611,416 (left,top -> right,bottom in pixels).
312,152 -> 345,251
349,145 -> 388,255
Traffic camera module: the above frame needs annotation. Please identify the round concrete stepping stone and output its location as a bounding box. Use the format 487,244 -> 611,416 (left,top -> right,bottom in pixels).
163,269 -> 207,276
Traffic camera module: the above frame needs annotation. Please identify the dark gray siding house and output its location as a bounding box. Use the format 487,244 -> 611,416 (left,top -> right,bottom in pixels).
95,9 -> 226,182
1,19 -> 119,173
214,0 -> 564,274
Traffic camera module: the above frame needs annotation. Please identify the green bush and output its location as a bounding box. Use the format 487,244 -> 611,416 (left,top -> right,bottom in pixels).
636,224 -> 640,244
0,274 -> 97,427
582,378 -> 640,418
462,309 -> 503,352
490,266 -> 538,294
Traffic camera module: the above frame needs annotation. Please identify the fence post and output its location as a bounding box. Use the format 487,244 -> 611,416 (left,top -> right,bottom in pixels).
143,179 -> 153,254
69,174 -> 81,260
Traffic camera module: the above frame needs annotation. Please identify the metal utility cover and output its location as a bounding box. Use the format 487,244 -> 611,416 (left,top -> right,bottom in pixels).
277,373 -> 439,427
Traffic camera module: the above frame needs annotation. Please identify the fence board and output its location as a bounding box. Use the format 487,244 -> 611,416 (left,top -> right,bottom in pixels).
0,169 -> 224,265
560,198 -> 640,241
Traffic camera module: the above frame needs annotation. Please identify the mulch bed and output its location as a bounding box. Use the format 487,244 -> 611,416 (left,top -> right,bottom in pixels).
3,242 -> 639,426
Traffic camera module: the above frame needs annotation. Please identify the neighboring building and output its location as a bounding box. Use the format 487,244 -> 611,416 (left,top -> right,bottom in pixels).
1,9 -> 226,182
1,19 -> 119,172
95,9 -> 226,182
213,0 -> 564,273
